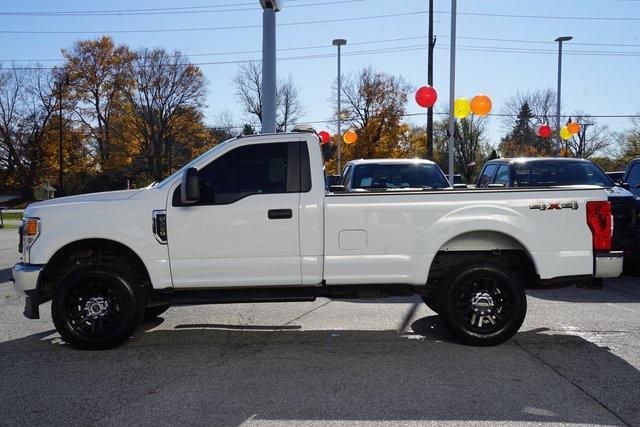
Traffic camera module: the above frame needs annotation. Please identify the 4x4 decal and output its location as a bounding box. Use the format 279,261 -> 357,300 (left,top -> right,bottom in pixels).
529,201 -> 579,211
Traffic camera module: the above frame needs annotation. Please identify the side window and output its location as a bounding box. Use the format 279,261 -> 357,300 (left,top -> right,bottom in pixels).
493,164 -> 510,186
627,163 -> 640,187
477,164 -> 497,188
340,165 -> 352,187
173,142 -> 304,206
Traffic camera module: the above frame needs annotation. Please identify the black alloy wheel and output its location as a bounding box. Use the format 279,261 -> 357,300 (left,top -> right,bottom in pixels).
52,268 -> 144,350
438,263 -> 526,346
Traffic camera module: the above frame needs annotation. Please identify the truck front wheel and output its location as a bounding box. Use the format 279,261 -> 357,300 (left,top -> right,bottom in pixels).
438,262 -> 526,346
51,267 -> 145,350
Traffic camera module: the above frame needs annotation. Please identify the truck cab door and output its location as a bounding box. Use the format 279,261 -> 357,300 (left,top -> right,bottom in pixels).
166,141 -> 305,288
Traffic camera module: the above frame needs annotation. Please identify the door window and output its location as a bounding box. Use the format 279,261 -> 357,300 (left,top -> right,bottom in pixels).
493,164 -> 510,186
477,164 -> 497,187
627,163 -> 640,188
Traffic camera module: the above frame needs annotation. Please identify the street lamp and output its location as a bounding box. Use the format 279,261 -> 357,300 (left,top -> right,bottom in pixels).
332,38 -> 347,172
259,0 -> 282,133
555,35 -> 572,156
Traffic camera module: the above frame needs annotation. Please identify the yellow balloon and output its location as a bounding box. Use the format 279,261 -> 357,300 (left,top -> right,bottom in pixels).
560,126 -> 572,140
454,97 -> 471,119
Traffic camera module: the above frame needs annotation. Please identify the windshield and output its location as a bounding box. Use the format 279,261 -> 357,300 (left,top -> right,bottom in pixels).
351,162 -> 450,190
512,161 -> 614,187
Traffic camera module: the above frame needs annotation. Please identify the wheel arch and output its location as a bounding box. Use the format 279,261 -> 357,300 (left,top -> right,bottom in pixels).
39,238 -> 152,299
426,230 -> 539,289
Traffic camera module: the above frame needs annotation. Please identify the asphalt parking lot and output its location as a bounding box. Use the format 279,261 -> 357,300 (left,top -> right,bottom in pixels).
1,227 -> 639,426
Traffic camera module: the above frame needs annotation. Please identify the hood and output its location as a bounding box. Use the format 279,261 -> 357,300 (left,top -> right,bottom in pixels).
27,189 -> 144,209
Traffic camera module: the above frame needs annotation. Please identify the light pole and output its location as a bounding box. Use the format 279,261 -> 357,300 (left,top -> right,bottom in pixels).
555,35 -> 572,156
333,38 -> 347,173
259,0 -> 281,134
446,0 -> 457,185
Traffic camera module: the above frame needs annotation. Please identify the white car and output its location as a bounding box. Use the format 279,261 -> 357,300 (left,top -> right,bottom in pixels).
12,130 -> 622,349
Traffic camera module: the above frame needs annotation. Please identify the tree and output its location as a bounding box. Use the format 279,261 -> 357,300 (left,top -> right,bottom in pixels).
63,36 -> 135,170
232,62 -> 305,132
500,89 -> 556,155
620,116 -> 640,164
331,66 -> 410,171
0,66 -> 25,189
124,48 -> 207,180
563,114 -> 616,159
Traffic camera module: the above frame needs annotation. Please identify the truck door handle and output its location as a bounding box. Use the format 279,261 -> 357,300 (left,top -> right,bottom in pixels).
268,209 -> 293,219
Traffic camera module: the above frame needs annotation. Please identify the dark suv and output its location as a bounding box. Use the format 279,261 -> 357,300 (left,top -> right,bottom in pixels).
621,158 -> 640,198
476,158 -> 640,272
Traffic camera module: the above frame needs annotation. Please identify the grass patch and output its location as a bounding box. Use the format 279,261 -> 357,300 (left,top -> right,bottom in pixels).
2,213 -> 22,221
0,223 -> 19,230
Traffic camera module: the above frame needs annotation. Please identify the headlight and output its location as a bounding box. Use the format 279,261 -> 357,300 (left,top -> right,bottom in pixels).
21,217 -> 40,263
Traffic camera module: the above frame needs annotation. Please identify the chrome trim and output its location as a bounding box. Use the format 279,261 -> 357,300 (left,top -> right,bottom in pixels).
152,210 -> 168,244
595,251 -> 623,278
11,263 -> 44,295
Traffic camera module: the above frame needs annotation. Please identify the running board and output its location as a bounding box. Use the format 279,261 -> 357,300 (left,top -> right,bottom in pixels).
152,285 -> 417,307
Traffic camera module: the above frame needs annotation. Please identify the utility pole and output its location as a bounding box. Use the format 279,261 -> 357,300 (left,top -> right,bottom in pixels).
57,74 -> 69,195
578,122 -> 594,158
259,1 -> 281,133
447,0 -> 457,185
426,0 -> 436,159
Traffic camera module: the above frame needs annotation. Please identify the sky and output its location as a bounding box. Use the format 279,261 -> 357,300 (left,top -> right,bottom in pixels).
0,0 -> 639,147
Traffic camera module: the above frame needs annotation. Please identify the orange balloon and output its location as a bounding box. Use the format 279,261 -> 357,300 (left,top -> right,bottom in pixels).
343,130 -> 358,144
470,94 -> 492,116
567,122 -> 580,135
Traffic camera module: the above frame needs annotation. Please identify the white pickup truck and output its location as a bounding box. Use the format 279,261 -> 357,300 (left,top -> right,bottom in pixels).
12,130 -> 622,349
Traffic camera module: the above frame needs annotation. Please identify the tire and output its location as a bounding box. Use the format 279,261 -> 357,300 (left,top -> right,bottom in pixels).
144,304 -> 170,320
420,295 -> 440,314
51,267 -> 145,350
437,262 -> 526,346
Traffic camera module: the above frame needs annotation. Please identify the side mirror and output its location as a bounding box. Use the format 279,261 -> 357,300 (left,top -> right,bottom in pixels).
181,167 -> 200,204
330,184 -> 346,192
453,183 -> 467,189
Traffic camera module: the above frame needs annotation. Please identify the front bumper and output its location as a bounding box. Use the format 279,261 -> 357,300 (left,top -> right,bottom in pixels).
595,251 -> 623,278
11,263 -> 43,295
11,263 -> 44,319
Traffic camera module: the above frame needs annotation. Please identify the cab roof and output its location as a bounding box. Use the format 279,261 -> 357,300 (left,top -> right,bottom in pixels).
486,157 -> 591,164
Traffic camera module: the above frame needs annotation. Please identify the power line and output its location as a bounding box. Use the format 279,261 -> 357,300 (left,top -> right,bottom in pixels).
0,7 -> 639,35
0,11 -> 423,34
4,40 -> 640,71
0,0 -> 366,17
5,33 -> 640,64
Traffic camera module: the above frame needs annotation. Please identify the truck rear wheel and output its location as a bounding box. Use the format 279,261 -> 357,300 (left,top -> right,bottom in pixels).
438,262 -> 526,346
51,267 -> 145,350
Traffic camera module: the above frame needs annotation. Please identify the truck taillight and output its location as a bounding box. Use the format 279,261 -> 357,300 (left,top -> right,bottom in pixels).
586,201 -> 612,251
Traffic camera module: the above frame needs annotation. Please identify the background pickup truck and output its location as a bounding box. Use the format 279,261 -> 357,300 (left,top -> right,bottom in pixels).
475,157 -> 640,274
333,158 -> 452,192
12,131 -> 622,350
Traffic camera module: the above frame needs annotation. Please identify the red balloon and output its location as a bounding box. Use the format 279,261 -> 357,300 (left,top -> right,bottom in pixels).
318,131 -> 330,144
415,86 -> 437,108
538,124 -> 552,138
